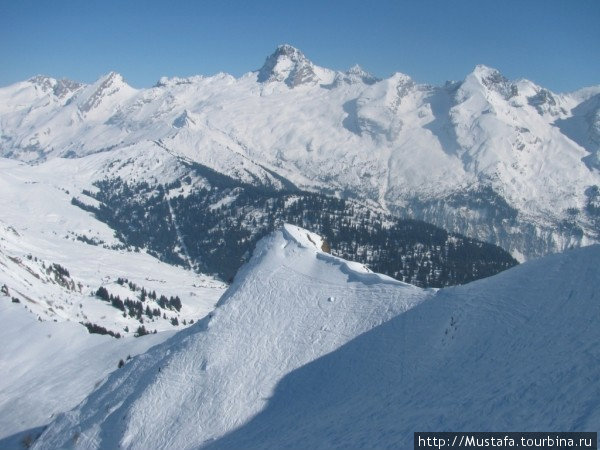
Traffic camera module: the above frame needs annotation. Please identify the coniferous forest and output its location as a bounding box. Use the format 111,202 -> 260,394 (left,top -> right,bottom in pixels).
74,165 -> 517,288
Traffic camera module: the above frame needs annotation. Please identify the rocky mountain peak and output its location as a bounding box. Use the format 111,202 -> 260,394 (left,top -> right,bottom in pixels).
345,64 -> 379,85
467,64 -> 518,99
257,44 -> 319,88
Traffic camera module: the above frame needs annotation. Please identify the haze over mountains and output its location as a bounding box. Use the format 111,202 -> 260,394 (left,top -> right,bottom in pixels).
1,44 -> 598,260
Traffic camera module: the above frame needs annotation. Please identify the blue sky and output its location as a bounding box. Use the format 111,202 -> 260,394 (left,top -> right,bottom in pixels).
0,0 -> 598,92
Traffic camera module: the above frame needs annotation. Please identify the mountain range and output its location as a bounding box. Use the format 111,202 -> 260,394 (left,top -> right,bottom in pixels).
1,45 -> 598,449
1,44 -> 598,260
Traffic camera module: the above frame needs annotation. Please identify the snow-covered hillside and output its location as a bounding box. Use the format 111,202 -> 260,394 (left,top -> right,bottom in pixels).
31,225 -> 600,450
1,45 -> 599,258
0,157 -> 226,337
0,302 -> 173,450
32,225 -> 431,450
0,154 -> 226,447
209,245 -> 600,449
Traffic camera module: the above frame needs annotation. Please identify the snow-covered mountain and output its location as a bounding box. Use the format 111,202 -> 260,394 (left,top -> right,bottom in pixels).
4,44 -> 596,450
0,155 -> 226,447
31,225 -> 600,450
29,224 -> 431,449
1,45 -> 598,259
0,157 -> 226,337
208,242 -> 600,449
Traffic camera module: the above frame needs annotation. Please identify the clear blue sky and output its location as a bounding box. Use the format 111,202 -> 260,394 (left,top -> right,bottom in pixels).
0,0 -> 598,92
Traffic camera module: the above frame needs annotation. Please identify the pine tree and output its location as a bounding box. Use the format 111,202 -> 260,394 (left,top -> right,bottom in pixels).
96,286 -> 109,301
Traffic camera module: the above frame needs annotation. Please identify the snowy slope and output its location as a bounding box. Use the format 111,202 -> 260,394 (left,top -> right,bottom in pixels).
208,245 -> 600,450
1,45 -> 599,258
32,226 -> 600,450
32,225 -> 432,450
0,301 -> 173,449
0,156 -> 226,337
0,153 -> 226,446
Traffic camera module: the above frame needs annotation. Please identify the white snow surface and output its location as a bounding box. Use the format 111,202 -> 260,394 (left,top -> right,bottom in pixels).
0,153 -> 226,445
32,224 -> 430,449
0,157 -> 226,336
1,45 -> 598,257
32,225 -> 600,449
0,301 -> 173,449
206,244 -> 600,449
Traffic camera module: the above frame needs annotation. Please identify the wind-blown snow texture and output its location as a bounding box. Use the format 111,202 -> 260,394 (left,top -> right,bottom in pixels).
33,225 -> 430,449
209,245 -> 600,450
33,225 -> 600,450
0,302 -> 173,449
1,45 -> 598,259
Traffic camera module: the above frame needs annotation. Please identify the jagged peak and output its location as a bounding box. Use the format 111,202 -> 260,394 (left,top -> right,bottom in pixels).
389,71 -> 414,85
55,78 -> 84,98
273,44 -> 307,59
345,64 -> 380,85
347,64 -> 366,74
259,44 -> 312,73
467,64 -> 509,87
470,64 -> 502,79
78,71 -> 134,113
28,74 -> 58,87
465,64 -> 518,100
27,75 -> 83,98
97,71 -> 127,86
257,44 -> 319,88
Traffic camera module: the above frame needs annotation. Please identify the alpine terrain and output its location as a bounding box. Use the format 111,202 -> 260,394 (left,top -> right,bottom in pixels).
0,44 -> 597,449
31,225 -> 600,450
1,44 -> 599,259
0,157 -> 226,448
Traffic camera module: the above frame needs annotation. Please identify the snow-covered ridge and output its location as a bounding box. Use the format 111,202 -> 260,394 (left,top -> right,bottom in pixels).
32,224 -> 431,449
208,244 -> 600,449
0,45 -> 599,259
31,226 -> 600,449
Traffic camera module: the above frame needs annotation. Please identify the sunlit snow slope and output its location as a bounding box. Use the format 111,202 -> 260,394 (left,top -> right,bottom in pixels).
32,225 -> 431,450
33,226 -> 600,450
208,245 -> 600,449
0,154 -> 226,447
0,157 -> 226,336
0,302 -> 174,449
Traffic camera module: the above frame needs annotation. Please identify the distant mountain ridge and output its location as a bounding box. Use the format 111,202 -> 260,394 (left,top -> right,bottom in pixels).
0,44 -> 599,259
